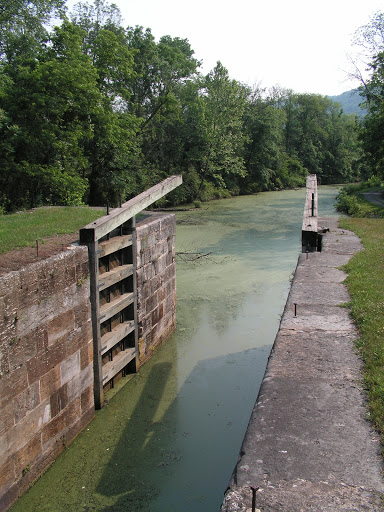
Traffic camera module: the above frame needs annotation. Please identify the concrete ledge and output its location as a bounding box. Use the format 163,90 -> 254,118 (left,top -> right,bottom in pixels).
222,218 -> 384,511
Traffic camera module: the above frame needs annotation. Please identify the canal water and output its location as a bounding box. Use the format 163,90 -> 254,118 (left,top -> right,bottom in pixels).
11,187 -> 339,512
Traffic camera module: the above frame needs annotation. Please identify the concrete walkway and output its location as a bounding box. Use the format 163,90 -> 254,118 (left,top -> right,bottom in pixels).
221,218 -> 384,511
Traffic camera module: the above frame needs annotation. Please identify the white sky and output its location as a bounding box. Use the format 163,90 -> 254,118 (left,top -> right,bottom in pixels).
67,0 -> 384,96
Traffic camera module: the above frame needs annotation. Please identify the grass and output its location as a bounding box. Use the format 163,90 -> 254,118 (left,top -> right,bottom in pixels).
0,206 -> 106,255
339,216 -> 384,445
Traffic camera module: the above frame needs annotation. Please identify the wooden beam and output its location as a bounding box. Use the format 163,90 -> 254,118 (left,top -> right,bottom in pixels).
302,174 -> 319,252
98,235 -> 132,258
88,241 -> 104,410
80,175 -> 182,243
98,264 -> 133,292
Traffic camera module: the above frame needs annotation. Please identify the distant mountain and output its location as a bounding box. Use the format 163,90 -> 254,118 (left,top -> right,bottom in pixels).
329,89 -> 366,117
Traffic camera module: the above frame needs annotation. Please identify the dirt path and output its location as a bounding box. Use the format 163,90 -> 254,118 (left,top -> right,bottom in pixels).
363,191 -> 384,206
0,233 -> 79,276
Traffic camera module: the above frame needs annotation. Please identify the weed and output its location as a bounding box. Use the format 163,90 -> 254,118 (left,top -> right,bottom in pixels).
22,465 -> 30,477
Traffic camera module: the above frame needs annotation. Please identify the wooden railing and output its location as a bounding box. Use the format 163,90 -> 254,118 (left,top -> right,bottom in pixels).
80,175 -> 182,408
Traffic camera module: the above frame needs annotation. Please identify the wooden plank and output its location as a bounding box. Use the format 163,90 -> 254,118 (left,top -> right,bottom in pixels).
100,321 -> 135,356
79,175 -> 182,243
102,348 -> 136,384
88,242 -> 104,410
98,264 -> 133,292
98,235 -> 133,258
99,293 -> 134,323
128,216 -> 139,370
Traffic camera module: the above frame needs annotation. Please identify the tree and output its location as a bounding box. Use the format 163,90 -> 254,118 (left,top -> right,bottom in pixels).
194,62 -> 248,195
0,21 -> 102,209
0,0 -> 65,63
242,87 -> 288,192
353,11 -> 384,178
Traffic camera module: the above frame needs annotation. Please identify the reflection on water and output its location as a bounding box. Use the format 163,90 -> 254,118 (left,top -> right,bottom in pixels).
11,187 -> 339,512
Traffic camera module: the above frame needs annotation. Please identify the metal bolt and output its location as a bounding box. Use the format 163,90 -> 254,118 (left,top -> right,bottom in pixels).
294,303 -> 297,317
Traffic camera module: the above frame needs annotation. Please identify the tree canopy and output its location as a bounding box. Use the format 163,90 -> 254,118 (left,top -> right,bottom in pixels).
0,0 -> 367,212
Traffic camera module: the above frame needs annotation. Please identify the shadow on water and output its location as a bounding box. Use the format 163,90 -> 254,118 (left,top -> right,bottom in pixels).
95,361 -> 174,511
96,346 -> 270,512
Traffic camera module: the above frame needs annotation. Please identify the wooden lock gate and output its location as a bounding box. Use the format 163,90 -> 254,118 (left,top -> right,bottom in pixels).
80,175 -> 182,409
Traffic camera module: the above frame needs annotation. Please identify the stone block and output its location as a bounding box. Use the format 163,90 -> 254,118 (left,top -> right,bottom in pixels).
157,285 -> 167,304
0,457 -> 15,493
5,400 -> 50,460
74,301 -> 90,330
79,341 -> 93,371
0,273 -> 19,299
9,326 -> 47,371
50,384 -> 68,418
67,365 -> 93,402
155,254 -> 167,275
75,259 -> 89,285
80,385 -> 94,414
60,350 -> 80,386
14,433 -> 42,477
47,310 -> 75,347
145,294 -> 156,315
151,307 -> 159,326
67,325 -> 90,357
0,348 -> 9,376
14,381 -> 40,424
65,396 -> 81,429
41,411 -> 66,447
137,281 -> 151,308
40,366 -> 61,402
136,223 -> 150,240
150,275 -> 161,294
165,251 -> 174,267
65,405 -> 94,447
0,402 -> 14,438
144,262 -> 156,282
27,338 -> 67,385
0,366 -> 28,410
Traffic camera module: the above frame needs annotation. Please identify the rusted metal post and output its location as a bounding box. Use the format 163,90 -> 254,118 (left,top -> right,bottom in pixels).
251,486 -> 259,512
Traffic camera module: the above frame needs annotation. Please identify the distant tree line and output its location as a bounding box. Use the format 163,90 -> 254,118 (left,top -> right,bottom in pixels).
0,0 -> 366,212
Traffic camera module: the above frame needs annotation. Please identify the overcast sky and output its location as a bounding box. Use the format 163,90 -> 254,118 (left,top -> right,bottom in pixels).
68,0 -> 384,96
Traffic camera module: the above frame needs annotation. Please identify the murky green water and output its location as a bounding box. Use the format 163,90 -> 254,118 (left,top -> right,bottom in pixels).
12,187 -> 339,512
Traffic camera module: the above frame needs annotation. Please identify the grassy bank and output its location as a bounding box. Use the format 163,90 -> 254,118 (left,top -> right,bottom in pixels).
339,216 -> 384,445
0,206 -> 105,255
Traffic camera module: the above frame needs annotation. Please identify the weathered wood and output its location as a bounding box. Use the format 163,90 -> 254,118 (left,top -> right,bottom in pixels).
88,242 -> 104,410
302,174 -> 319,252
98,264 -> 133,292
129,217 -> 139,370
99,292 -> 134,323
101,321 -> 135,356
98,235 -> 133,258
79,175 -> 182,243
81,178 -> 182,403
102,348 -> 136,384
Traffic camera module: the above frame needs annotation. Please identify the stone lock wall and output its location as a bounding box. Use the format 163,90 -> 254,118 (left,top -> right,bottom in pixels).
0,212 -> 177,510
0,246 -> 94,511
136,213 -> 177,366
